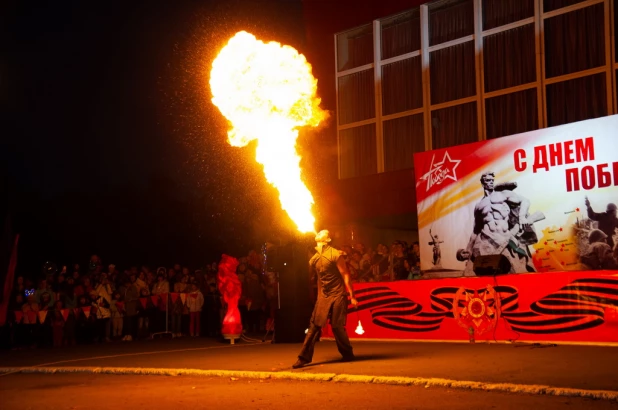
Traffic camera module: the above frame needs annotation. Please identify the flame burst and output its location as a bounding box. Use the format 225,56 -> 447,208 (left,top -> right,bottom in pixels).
210,31 -> 326,233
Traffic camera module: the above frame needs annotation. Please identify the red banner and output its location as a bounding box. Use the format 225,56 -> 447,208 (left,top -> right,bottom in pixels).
0,234 -> 19,326
61,309 -> 70,322
170,293 -> 179,304
150,295 -> 159,307
335,270 -> 618,344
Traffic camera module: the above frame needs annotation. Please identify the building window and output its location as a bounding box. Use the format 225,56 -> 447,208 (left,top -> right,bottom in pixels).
335,0 -> 617,180
482,0 -> 534,30
485,88 -> 538,139
431,101 -> 478,149
339,124 -> 378,179
429,0 -> 474,46
382,56 -> 423,115
381,9 -> 421,59
430,41 -> 476,104
543,0 -> 588,13
483,24 -> 536,92
383,114 -> 425,171
544,4 -> 605,78
336,24 -> 373,72
546,73 -> 608,127
338,70 -> 375,125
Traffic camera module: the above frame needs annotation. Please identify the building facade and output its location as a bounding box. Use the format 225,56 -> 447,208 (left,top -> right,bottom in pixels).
324,0 -> 617,241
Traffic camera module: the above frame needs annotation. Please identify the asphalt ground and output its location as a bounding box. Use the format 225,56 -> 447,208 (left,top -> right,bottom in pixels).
1,335 -> 617,392
2,373 -> 618,410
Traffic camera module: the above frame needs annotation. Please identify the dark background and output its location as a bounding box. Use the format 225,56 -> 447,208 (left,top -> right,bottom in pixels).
1,0 -> 323,275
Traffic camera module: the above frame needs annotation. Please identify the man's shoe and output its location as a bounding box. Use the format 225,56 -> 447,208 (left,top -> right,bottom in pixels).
341,354 -> 355,362
292,358 -> 310,369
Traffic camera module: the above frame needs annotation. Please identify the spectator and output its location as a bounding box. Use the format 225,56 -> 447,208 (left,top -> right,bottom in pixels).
152,273 -> 169,333
51,300 -> 65,347
90,289 -> 111,343
172,275 -> 188,337
121,277 -> 139,341
204,281 -> 221,337
110,291 -> 124,340
243,267 -> 265,333
186,284 -> 204,337
137,287 -> 151,339
22,294 -> 40,348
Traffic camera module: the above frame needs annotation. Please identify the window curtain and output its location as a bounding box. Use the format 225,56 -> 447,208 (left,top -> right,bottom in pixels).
337,25 -> 373,72
544,0 -> 587,13
383,114 -> 425,172
431,102 -> 478,149
544,4 -> 605,78
615,4 -> 618,63
546,73 -> 607,127
382,56 -> 423,115
381,9 -> 421,60
482,0 -> 534,30
486,88 -> 538,139
430,41 -> 476,104
339,124 -> 377,179
429,0 -> 474,46
483,24 -> 536,92
338,69 -> 375,125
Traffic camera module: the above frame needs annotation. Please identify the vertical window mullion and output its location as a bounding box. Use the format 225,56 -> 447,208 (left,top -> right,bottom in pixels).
374,20 -> 384,173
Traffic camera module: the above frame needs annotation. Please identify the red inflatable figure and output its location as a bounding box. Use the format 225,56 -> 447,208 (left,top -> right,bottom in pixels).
217,254 -> 242,340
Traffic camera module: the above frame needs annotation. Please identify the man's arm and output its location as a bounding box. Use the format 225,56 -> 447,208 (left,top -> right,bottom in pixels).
585,197 -> 601,221
504,190 -> 530,226
337,256 -> 357,306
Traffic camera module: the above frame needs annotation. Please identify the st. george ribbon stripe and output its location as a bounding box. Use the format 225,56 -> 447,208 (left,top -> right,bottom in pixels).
501,278 -> 618,334
348,278 -> 618,334
350,287 -> 447,332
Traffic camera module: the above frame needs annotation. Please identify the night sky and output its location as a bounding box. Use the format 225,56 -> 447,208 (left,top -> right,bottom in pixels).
1,0 -> 325,275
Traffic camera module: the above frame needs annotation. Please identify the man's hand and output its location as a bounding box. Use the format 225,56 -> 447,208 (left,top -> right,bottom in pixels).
350,297 -> 358,307
519,216 -> 531,232
585,196 -> 590,208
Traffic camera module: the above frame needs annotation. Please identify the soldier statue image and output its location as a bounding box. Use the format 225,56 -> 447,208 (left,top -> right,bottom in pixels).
457,172 -> 545,274
428,229 -> 444,267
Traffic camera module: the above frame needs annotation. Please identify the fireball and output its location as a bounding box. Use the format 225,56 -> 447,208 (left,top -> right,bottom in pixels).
210,31 -> 326,233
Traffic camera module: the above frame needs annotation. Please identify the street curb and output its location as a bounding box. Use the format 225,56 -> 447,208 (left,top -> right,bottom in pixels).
1,366 -> 617,401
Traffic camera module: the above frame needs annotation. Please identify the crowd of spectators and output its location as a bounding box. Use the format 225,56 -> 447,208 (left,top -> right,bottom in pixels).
344,240 -> 422,283
4,239 -> 420,350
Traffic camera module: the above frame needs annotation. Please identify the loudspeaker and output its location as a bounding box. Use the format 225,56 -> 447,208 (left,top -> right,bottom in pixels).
268,242 -> 313,343
473,254 -> 511,276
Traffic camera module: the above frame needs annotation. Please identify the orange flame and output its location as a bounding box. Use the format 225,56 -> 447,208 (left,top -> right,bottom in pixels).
210,31 -> 326,233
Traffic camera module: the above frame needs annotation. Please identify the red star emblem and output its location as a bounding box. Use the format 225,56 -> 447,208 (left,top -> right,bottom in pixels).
561,244 -> 564,248
554,241 -> 557,245
420,151 -> 461,191
559,227 -> 563,232
544,241 -> 547,245
546,251 -> 550,255
576,208 -> 580,212
560,248 -> 563,252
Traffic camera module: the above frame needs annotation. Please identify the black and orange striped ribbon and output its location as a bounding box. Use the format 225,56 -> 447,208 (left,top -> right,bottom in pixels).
349,278 -> 618,334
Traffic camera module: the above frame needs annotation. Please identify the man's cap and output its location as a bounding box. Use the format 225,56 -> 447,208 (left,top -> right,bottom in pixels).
607,203 -> 617,212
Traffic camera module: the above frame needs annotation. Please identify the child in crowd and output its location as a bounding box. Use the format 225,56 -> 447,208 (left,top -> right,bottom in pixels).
186,284 -> 204,337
